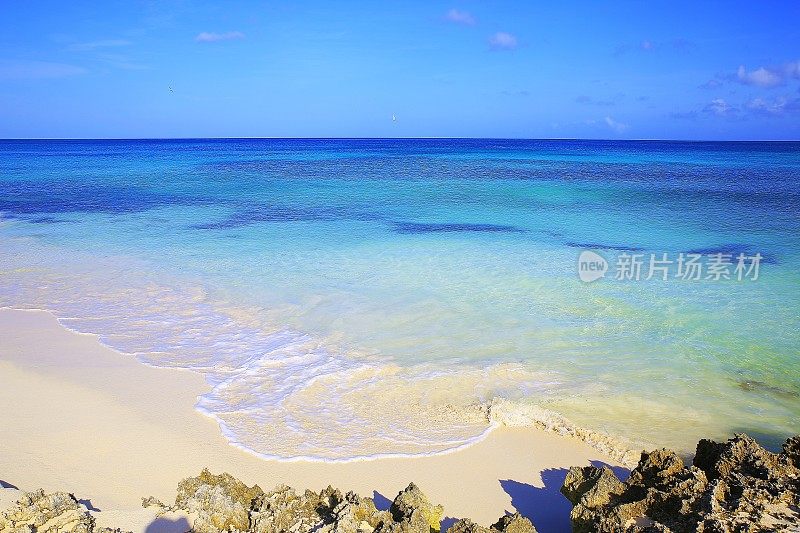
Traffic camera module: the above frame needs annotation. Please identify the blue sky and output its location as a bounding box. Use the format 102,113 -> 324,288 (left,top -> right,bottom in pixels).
1,1 -> 799,139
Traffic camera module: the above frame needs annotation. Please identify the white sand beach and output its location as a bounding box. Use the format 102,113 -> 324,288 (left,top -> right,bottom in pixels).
0,308 -> 625,532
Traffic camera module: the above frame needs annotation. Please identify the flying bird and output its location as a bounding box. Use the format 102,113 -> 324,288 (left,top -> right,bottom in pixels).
168,86 -> 174,93
392,113 -> 396,122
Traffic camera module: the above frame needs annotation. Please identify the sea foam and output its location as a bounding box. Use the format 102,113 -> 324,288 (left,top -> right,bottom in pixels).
0,234 -> 583,462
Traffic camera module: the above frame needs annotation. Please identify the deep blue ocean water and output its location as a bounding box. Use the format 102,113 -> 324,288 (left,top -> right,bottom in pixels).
1,139 -> 798,460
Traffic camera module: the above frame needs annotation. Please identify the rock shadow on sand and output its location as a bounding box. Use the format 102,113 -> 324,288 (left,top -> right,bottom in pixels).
145,516 -> 191,533
77,498 -> 100,512
499,464 -> 629,533
372,490 -> 393,511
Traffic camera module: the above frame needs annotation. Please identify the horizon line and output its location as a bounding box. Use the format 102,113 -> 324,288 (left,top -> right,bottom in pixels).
1,136 -> 799,142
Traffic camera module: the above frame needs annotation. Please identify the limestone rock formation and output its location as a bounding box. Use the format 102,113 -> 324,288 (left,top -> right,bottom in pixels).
251,484 -> 391,533
174,469 -> 264,532
784,435 -> 800,469
561,433 -> 800,532
0,489 -> 128,533
145,470 -> 539,533
447,512 -> 536,533
387,483 -> 444,533
489,513 -> 537,533
446,518 -> 492,533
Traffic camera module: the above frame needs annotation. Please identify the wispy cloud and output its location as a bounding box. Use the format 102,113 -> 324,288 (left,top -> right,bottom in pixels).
676,94 -> 800,122
195,31 -> 245,43
0,59 -> 86,80
575,94 -> 624,107
614,38 -> 692,56
704,60 -> 800,90
444,9 -> 475,26
67,39 -> 132,52
736,60 -> 800,87
604,116 -> 629,133
65,38 -> 145,69
94,53 -> 148,70
703,98 -> 738,117
736,65 -> 783,88
746,96 -> 800,116
699,78 -> 723,89
488,32 -> 517,50
669,110 -> 698,120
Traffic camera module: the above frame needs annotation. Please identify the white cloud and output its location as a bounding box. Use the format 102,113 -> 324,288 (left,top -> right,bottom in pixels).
488,32 -> 517,50
746,96 -> 800,116
676,92 -> 800,122
67,39 -> 132,52
736,65 -> 783,88
703,98 -> 737,117
195,31 -> 245,43
746,97 -> 783,115
604,116 -> 629,133
444,9 -> 475,25
700,78 -> 722,89
703,60 -> 800,90
0,59 -> 86,80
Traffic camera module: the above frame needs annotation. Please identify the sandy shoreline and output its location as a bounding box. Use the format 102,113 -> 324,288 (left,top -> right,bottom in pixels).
0,308 -> 623,532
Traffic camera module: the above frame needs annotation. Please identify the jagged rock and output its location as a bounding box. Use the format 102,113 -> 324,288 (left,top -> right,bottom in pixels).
783,435 -> 800,468
490,512 -> 536,532
250,484 -> 326,532
375,510 -> 434,533
447,513 -> 536,533
632,449 -> 685,485
321,490 -> 391,532
172,469 -> 264,532
560,433 -> 800,532
385,483 -> 444,533
447,518 -> 492,533
156,472 -> 452,533
148,470 -> 540,533
694,434 -> 784,481
0,490 -> 95,533
250,484 -> 390,533
562,466 -> 624,508
140,496 -> 166,510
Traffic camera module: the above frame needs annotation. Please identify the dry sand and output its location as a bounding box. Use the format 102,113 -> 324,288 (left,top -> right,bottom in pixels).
0,308 -> 624,532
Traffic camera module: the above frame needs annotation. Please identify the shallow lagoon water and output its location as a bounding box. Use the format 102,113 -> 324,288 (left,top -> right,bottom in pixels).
1,139 -> 798,459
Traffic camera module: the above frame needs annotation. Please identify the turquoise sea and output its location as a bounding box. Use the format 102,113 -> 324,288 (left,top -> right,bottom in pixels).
1,139 -> 798,461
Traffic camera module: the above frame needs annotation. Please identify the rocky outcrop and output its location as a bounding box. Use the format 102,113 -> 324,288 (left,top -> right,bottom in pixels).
6,432 -> 796,532
174,469 -> 263,532
447,512 -> 536,533
144,471 -> 535,533
250,484 -> 390,533
387,483 -> 444,532
0,473 -> 522,533
561,433 -> 800,532
0,489 -> 127,533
